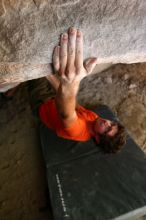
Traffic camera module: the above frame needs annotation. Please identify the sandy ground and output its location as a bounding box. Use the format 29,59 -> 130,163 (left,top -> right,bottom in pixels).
0,63 -> 146,220
0,85 -> 52,220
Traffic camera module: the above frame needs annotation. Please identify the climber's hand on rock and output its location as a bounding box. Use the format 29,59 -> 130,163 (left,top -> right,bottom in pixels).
52,27 -> 97,85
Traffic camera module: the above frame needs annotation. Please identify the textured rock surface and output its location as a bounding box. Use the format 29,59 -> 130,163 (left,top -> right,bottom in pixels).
0,0 -> 146,84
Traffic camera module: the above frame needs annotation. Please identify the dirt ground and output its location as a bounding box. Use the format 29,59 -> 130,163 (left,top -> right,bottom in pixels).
0,63 -> 146,220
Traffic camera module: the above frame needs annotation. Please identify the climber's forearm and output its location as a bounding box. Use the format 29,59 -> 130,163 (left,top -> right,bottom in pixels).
55,82 -> 80,127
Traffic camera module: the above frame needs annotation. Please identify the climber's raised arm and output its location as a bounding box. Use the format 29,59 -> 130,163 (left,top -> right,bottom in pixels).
50,27 -> 97,127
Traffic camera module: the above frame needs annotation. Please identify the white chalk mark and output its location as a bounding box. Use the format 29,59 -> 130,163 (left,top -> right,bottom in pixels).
1,0 -> 6,16
50,0 -> 80,8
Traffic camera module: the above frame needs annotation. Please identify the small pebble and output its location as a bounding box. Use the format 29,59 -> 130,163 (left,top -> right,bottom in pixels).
123,74 -> 129,80
16,159 -> 21,165
129,84 -> 137,89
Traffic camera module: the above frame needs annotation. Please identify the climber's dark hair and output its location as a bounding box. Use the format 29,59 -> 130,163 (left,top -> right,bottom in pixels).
99,122 -> 127,154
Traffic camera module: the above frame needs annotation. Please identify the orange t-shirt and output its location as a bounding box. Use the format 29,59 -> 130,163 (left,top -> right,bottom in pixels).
39,99 -> 98,141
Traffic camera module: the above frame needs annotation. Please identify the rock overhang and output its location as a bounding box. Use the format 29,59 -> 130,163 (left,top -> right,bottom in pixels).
0,0 -> 146,84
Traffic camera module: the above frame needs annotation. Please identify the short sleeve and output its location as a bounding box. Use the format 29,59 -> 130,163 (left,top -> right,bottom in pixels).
56,116 -> 91,141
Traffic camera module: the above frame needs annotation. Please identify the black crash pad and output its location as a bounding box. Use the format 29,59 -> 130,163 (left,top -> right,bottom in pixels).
39,105 -> 146,220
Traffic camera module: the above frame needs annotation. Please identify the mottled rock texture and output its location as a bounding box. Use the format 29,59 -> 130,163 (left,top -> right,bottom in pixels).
0,0 -> 146,84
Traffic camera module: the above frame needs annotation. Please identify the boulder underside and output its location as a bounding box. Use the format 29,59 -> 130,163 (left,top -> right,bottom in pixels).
0,0 -> 146,85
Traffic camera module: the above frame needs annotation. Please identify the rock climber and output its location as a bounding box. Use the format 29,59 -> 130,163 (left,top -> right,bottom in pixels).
38,27 -> 126,153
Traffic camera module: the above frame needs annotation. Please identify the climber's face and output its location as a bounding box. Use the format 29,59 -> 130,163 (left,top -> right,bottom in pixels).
94,117 -> 118,137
